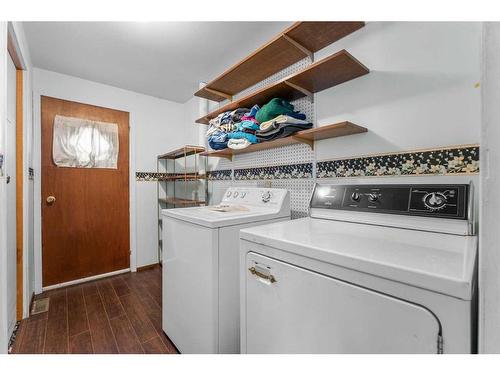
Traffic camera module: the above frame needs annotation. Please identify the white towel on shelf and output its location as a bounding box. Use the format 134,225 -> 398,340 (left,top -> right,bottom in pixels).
227,138 -> 252,150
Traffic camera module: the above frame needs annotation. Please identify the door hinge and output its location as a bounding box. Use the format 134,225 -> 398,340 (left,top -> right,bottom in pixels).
437,334 -> 444,354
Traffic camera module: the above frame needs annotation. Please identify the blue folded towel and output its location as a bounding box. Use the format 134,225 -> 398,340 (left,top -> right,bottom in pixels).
208,130 -> 229,150
227,131 -> 259,144
237,120 -> 260,132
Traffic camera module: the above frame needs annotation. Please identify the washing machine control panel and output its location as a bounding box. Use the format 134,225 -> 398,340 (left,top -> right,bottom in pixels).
310,184 -> 470,220
221,188 -> 287,208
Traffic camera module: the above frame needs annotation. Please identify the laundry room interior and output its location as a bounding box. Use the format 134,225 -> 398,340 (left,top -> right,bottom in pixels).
2,1 -> 500,370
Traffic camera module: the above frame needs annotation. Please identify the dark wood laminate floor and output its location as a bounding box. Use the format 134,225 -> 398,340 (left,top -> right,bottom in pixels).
11,266 -> 178,354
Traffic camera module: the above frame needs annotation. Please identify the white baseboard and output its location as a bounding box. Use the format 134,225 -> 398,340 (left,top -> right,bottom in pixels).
41,268 -> 130,292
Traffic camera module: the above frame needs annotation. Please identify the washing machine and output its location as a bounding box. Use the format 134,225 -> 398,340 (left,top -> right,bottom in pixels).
162,187 -> 290,353
239,182 -> 477,353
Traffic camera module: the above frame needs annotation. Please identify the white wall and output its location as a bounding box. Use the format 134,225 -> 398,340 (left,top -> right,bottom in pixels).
32,68 -> 194,292
479,22 -> 500,354
183,96 -> 206,149
315,22 -> 481,160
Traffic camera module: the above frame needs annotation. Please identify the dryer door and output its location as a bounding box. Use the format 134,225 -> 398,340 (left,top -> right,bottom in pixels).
244,252 -> 441,354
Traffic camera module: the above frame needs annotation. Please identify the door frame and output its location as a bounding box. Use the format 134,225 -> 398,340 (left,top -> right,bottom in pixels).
33,94 -> 137,293
10,41 -> 24,324
8,23 -> 29,323
0,21 -> 29,353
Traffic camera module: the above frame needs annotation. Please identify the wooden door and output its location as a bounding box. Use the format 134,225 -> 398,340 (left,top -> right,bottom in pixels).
41,96 -> 130,287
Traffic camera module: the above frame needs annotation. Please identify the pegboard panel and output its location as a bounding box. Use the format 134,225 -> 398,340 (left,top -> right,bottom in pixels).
209,156 -> 233,171
232,142 -> 314,170
288,96 -> 315,125
270,179 -> 315,219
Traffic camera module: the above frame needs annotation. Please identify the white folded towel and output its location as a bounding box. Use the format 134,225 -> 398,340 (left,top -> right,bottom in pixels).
227,138 -> 252,150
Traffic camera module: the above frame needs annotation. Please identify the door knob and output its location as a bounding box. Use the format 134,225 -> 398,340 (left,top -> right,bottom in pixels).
46,196 -> 56,204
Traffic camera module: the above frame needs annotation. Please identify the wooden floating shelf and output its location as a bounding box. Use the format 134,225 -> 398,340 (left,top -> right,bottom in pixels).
157,145 -> 205,159
196,50 -> 369,125
195,22 -> 365,102
158,197 -> 206,206
200,121 -> 367,161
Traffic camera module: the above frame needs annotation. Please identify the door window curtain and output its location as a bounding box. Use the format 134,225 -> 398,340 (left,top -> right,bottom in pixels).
52,115 -> 119,169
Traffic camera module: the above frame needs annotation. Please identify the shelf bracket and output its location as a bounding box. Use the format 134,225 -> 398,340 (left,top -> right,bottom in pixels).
220,154 -> 233,161
291,135 -> 314,150
196,115 -> 212,125
204,87 -> 233,102
284,80 -> 314,102
282,34 -> 313,60
202,152 -> 233,161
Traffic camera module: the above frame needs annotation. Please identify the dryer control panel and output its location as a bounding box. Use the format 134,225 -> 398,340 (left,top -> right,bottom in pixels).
310,184 -> 470,220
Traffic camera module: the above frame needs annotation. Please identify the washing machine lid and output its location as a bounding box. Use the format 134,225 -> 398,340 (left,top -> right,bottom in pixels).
162,205 -> 288,228
162,187 -> 290,228
240,217 -> 477,300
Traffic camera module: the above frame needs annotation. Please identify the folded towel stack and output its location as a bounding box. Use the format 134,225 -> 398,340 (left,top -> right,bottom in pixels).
207,107 -> 250,150
206,98 -> 311,151
226,105 -> 261,150
256,114 -> 312,142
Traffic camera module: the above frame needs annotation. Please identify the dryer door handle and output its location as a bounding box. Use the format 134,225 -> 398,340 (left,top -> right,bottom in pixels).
248,266 -> 277,284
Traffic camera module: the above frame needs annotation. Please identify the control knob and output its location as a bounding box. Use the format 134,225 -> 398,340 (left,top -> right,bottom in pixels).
368,193 -> 379,203
226,191 -> 232,198
423,192 -> 447,210
261,191 -> 272,203
351,192 -> 361,202
233,191 -> 239,198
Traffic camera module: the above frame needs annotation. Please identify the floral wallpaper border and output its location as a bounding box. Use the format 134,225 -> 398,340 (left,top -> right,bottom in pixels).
139,145 -> 479,182
234,163 -> 313,180
316,145 -> 480,178
207,169 -> 232,181
136,172 -> 173,181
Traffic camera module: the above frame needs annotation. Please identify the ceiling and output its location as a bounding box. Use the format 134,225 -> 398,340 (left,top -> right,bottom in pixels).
23,21 -> 292,103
